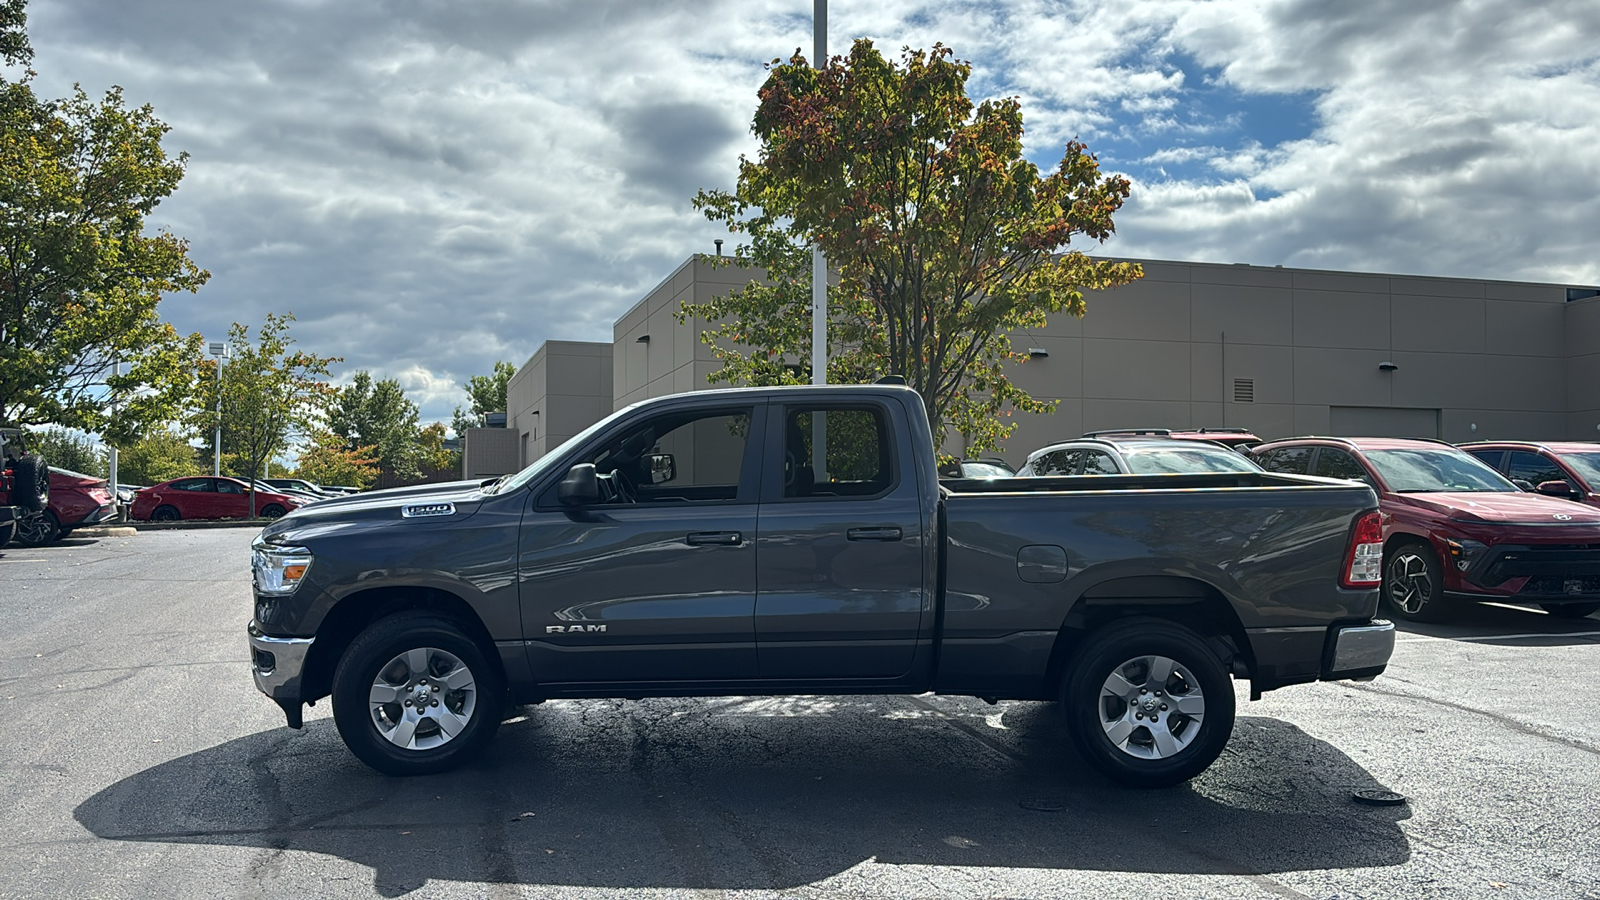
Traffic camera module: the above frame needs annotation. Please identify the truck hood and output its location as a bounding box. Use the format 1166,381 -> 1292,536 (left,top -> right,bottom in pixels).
1399,491 -> 1600,525
260,479 -> 490,540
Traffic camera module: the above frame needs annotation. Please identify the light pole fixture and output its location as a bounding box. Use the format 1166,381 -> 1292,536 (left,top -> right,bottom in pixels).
209,341 -> 229,477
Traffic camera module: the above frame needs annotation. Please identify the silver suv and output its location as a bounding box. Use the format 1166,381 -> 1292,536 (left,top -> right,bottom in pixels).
1018,436 -> 1264,477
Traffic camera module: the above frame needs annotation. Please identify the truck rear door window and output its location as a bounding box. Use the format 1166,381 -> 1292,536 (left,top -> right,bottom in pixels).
781,406 -> 893,499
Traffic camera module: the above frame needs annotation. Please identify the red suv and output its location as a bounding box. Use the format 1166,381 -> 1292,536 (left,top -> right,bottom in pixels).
1250,437 -> 1600,621
12,468 -> 117,546
1460,442 -> 1600,507
130,477 -> 302,521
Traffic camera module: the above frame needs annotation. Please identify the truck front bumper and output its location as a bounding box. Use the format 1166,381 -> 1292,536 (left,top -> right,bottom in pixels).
248,620 -> 314,728
1324,619 -> 1395,681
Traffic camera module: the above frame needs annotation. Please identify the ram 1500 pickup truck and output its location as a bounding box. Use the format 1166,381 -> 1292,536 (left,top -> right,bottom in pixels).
249,385 -> 1394,787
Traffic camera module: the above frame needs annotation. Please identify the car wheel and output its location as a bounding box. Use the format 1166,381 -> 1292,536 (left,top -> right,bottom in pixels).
1382,543 -> 1446,622
260,504 -> 287,519
1061,618 -> 1236,788
12,510 -> 62,547
10,454 -> 49,512
0,518 -> 15,547
1540,602 -> 1600,619
332,613 -> 504,776
151,505 -> 181,522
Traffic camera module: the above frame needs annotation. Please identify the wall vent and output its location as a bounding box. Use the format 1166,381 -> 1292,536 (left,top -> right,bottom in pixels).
1233,378 -> 1255,403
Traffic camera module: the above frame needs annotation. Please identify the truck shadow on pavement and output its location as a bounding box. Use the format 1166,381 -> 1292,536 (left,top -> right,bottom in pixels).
75,700 -> 1409,896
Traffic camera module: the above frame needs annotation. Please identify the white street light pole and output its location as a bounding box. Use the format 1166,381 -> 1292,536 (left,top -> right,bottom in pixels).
107,361 -> 118,510
209,342 -> 228,477
811,0 -> 829,481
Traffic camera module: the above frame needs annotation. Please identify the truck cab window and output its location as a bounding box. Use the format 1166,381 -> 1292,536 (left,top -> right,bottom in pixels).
783,407 -> 892,499
585,409 -> 751,505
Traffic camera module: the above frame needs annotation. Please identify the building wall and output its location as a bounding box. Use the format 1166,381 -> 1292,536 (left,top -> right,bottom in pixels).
590,255 -> 1599,468
461,427 -> 520,479
505,340 -> 613,466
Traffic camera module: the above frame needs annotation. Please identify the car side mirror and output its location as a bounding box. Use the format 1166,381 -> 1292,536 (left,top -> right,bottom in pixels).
557,464 -> 600,505
648,453 -> 677,485
1512,479 -> 1536,492
1536,479 -> 1577,498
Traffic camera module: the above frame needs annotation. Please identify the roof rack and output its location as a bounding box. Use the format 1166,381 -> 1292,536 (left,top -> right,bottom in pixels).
1082,428 -> 1172,438
1194,427 -> 1255,434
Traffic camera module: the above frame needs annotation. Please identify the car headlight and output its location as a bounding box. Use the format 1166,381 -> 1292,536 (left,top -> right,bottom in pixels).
252,542 -> 314,595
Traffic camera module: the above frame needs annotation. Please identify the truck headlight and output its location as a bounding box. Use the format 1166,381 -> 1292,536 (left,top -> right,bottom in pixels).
253,543 -> 313,595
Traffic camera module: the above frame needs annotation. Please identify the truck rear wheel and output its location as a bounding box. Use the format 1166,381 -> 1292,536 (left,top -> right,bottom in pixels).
1061,619 -> 1235,788
331,612 -> 504,776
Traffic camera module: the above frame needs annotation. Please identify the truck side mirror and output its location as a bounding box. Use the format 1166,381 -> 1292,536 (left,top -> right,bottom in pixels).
648,453 -> 677,485
1536,479 -> 1577,498
558,464 -> 600,505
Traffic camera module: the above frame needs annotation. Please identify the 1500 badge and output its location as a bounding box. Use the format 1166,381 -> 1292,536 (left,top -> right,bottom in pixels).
547,624 -> 607,633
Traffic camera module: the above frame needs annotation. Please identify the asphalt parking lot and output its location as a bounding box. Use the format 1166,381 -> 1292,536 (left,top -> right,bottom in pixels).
2,530 -> 1597,900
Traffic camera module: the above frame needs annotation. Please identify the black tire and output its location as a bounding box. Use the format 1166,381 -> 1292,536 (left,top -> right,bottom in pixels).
151,505 -> 181,522
1061,618 -> 1236,788
1381,542 -> 1447,622
0,517 -> 15,547
11,454 -> 49,512
260,504 -> 287,519
331,613 -> 504,776
12,509 -> 62,547
1541,602 -> 1600,619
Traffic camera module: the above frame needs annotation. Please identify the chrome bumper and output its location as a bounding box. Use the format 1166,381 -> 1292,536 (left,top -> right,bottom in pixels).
248,620 -> 314,727
1327,619 -> 1395,679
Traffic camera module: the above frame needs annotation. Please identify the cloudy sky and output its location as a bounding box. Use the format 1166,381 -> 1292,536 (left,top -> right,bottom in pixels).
21,0 -> 1600,426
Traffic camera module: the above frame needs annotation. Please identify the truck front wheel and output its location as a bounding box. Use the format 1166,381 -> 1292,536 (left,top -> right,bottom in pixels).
1061,619 -> 1235,788
331,613 -> 504,776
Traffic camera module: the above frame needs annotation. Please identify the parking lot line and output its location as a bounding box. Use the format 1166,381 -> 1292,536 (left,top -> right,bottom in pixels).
1395,629 -> 1600,643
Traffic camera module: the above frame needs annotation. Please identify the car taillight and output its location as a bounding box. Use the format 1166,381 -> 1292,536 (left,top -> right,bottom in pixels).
1341,510 -> 1384,588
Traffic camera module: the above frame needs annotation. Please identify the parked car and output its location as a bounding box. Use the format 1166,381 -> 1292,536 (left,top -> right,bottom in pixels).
938,458 -> 1015,479
131,477 -> 302,521
1460,442 -> 1600,506
319,485 -> 362,496
249,384 -> 1391,785
10,468 -> 118,546
263,477 -> 342,499
1084,428 -> 1262,451
1019,436 -> 1264,477
1250,437 -> 1600,621
252,480 -> 326,506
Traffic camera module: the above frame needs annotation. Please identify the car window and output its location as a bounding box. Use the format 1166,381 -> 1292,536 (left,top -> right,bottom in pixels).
217,479 -> 243,494
960,461 -> 1013,479
1028,448 -> 1083,476
781,406 -> 893,499
1507,451 -> 1566,487
1557,452 -> 1600,488
1255,446 -> 1312,474
581,407 -> 752,505
1082,451 -> 1120,475
1466,450 -> 1505,471
170,478 -> 212,492
1363,449 -> 1515,492
1313,449 -> 1370,483
1122,446 -> 1261,474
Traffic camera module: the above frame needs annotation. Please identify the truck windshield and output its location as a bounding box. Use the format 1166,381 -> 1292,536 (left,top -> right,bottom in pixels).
1122,446 -> 1260,475
1364,449 -> 1515,493
485,402 -> 643,495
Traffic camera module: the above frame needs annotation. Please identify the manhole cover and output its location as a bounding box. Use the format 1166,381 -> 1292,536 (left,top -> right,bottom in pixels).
1018,799 -> 1065,813
1351,788 -> 1407,807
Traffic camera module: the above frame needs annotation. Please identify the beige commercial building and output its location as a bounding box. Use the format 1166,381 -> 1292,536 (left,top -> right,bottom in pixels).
464,255 -> 1600,476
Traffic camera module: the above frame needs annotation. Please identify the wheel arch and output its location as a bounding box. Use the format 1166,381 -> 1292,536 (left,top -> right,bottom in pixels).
302,586 -> 503,704
1042,574 -> 1253,696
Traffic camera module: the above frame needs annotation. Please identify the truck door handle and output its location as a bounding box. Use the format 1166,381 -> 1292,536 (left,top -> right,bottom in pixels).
686,531 -> 742,546
847,526 -> 902,542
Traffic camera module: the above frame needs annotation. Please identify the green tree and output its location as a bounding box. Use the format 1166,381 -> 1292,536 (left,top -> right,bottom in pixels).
293,429 -> 379,490
0,1 -> 208,441
194,313 -> 337,512
31,426 -> 103,476
418,421 -> 457,472
328,371 -> 422,481
450,360 -> 514,436
687,41 -> 1142,454
112,428 -> 199,485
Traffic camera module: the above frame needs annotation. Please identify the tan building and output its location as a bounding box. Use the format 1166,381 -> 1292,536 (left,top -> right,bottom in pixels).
468,254 -> 1600,474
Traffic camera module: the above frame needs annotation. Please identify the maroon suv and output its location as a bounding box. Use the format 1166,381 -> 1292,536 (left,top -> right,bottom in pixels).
1251,437 -> 1600,621
1460,442 -> 1600,507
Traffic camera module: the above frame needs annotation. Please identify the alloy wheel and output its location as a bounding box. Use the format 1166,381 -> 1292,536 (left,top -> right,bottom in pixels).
1097,654 -> 1206,760
1387,551 -> 1433,616
367,647 -> 478,751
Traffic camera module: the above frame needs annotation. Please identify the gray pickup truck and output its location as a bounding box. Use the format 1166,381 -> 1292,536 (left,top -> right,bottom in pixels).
249,385 -> 1393,787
